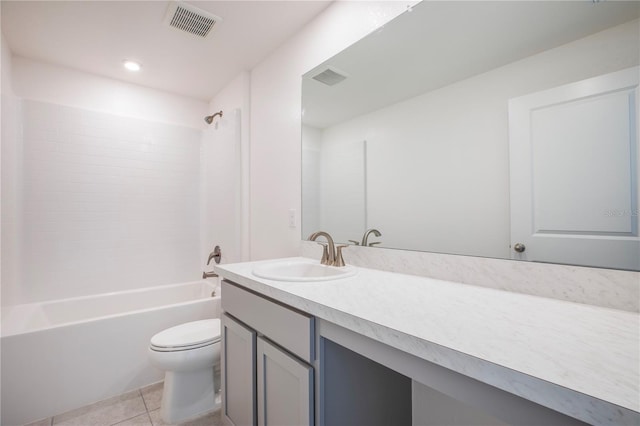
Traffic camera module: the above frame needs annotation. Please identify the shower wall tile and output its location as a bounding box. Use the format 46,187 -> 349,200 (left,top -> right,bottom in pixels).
1,93 -> 23,306
20,100 -> 202,303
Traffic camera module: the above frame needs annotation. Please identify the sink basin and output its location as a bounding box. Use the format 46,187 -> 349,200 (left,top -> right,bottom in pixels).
252,259 -> 357,282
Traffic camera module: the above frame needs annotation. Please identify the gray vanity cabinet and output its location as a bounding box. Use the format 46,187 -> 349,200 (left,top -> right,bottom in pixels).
257,337 -> 314,426
221,313 -> 257,426
221,280 -> 315,426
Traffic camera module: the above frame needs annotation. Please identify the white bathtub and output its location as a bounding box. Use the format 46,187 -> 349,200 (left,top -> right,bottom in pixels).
1,280 -> 221,426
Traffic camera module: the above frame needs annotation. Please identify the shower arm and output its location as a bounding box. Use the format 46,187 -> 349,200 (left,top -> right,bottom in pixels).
204,111 -> 223,124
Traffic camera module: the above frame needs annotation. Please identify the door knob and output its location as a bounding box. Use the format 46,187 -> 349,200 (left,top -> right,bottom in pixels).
513,243 -> 526,253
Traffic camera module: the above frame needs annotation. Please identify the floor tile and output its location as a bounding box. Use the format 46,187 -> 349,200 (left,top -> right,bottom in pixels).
140,382 -> 163,412
148,409 -> 168,426
179,409 -> 222,426
111,412 -> 153,426
25,418 -> 52,426
148,409 -> 222,426
52,390 -> 147,426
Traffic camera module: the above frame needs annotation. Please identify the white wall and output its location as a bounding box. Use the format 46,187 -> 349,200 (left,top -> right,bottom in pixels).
249,1 -> 416,260
314,19 -> 639,259
4,58 -> 209,304
201,71 -> 251,268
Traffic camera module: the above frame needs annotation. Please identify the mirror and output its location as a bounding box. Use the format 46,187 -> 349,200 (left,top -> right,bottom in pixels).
302,1 -> 640,270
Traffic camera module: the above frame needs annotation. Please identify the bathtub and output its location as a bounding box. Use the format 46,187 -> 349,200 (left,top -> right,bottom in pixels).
1,280 -> 220,426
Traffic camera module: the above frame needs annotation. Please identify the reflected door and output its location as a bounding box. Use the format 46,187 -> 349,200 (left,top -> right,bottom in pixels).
509,67 -> 639,270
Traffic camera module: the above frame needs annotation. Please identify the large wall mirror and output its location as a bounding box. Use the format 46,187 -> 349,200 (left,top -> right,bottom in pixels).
302,1 -> 640,270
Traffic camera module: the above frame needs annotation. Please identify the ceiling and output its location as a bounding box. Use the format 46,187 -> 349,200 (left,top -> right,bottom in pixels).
1,0 -> 332,101
302,0 -> 640,129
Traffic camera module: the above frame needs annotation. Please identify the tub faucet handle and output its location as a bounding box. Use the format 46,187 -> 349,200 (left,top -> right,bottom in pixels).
207,246 -> 222,265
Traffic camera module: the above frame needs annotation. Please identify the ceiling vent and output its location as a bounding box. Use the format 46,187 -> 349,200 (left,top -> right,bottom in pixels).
164,2 -> 222,38
311,67 -> 348,86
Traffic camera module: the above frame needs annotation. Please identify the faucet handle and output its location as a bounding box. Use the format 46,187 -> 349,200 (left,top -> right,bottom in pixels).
348,240 -> 360,245
316,242 -> 330,265
207,246 -> 222,265
334,245 -> 348,267
368,242 -> 382,247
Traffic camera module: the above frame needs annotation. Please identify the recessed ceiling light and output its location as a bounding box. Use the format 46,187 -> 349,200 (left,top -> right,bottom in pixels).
123,60 -> 141,72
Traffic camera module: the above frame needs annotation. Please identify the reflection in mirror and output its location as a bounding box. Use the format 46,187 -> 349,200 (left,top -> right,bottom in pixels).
301,1 -> 640,270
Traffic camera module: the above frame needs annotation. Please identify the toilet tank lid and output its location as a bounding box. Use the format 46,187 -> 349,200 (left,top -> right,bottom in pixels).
151,319 -> 221,349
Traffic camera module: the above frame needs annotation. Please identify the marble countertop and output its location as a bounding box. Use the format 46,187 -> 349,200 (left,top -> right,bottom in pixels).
214,257 -> 639,424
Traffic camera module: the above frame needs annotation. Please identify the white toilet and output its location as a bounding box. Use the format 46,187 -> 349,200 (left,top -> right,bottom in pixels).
148,319 -> 221,424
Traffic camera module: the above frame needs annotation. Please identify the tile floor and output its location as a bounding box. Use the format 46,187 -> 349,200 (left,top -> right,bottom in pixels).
25,383 -> 223,426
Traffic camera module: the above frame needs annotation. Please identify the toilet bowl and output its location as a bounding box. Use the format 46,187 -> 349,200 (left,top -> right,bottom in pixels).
148,319 -> 221,424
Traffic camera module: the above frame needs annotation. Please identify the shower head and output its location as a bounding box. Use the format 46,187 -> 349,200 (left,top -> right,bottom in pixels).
205,111 -> 223,124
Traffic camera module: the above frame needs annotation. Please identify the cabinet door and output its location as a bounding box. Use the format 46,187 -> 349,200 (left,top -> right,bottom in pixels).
257,337 -> 314,426
222,313 -> 257,426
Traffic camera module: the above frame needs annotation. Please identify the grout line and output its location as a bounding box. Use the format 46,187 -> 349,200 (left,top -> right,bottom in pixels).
109,409 -> 151,426
106,390 -> 148,426
140,388 -> 150,413
109,413 -> 148,426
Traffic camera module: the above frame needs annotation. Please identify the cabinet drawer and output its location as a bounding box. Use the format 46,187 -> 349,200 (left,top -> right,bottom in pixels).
222,280 -> 315,363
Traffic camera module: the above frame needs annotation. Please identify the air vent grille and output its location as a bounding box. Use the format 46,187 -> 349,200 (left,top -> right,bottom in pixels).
311,67 -> 348,86
166,2 -> 221,38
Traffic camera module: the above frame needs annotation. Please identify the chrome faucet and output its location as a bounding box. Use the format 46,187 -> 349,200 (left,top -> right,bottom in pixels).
361,228 -> 382,246
308,231 -> 336,265
308,231 -> 348,266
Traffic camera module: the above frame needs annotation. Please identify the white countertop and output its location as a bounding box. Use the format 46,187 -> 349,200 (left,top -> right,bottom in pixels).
214,257 -> 639,424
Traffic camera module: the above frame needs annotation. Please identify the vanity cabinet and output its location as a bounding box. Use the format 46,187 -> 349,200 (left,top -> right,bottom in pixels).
256,337 -> 314,426
221,280 -> 315,426
221,313 -> 257,426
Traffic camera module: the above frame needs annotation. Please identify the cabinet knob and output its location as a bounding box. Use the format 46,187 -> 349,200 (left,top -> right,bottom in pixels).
513,243 -> 526,253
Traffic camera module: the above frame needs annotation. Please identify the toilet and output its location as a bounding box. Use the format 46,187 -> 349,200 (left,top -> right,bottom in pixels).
148,319 -> 221,424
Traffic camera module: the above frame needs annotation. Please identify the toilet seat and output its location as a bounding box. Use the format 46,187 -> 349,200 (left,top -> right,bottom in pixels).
150,319 -> 221,352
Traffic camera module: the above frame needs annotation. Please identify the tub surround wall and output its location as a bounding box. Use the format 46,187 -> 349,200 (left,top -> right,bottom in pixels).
302,241 -> 639,312
17,100 -> 202,304
202,71 -> 251,266
1,35 -> 23,305
2,58 -> 211,305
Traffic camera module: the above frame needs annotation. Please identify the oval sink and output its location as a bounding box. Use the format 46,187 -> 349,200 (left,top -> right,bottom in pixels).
252,259 -> 357,282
